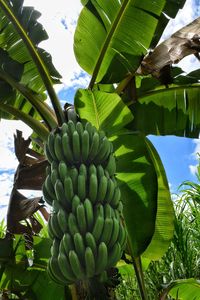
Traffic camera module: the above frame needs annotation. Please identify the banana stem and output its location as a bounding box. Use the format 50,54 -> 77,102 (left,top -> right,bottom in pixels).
132,256 -> 148,300
126,235 -> 148,300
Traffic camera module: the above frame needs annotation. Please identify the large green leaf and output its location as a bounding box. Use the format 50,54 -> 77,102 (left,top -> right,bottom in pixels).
112,132 -> 158,256
74,0 -> 185,85
74,88 -> 133,135
142,138 -> 174,260
131,83 -> 200,138
160,279 -> 200,300
0,0 -> 61,122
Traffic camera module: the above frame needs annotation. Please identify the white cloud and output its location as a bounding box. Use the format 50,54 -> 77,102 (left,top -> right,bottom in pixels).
24,0 -> 84,90
0,120 -> 32,171
188,139 -> 200,176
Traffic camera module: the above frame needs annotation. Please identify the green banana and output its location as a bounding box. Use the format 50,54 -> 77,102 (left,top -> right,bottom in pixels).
118,224 -> 127,250
94,204 -> 104,220
44,143 -> 53,163
108,217 -> 120,249
67,120 -> 76,136
66,106 -> 77,123
110,186 -> 121,208
88,132 -> 99,162
89,173 -> 98,204
77,174 -> 86,201
45,164 -> 51,176
88,164 -> 97,176
48,213 -> 63,239
47,261 -> 62,285
55,179 -> 69,210
48,256 -> 68,285
68,250 -> 85,280
81,130 -> 90,162
64,176 -> 74,203
95,136 -> 110,164
96,165 -> 104,179
85,232 -> 97,257
62,133 -> 74,164
58,252 -> 76,283
83,198 -> 94,231
51,168 -> 59,187
50,238 -> 60,257
57,208 -> 68,233
117,201 -> 124,214
71,195 -> 81,214
59,237 -> 66,255
79,163 -> 87,178
104,203 -> 114,219
52,200 -> 62,213
62,232 -> 74,255
85,121 -> 93,140
107,242 -> 122,269
54,134 -> 65,161
92,216 -> 104,243
69,167 -> 78,194
72,131 -> 81,162
85,247 -> 95,278
105,154 -> 116,176
105,178 -> 115,204
47,132 -> 57,161
42,186 -> 53,206
42,175 -> 55,202
97,175 -> 108,203
100,217 -> 113,245
61,122 -> 69,135
73,232 -> 85,262
51,160 -> 58,172
68,213 -> 79,236
76,204 -> 87,235
95,242 -> 108,275
76,121 -> 84,136
58,161 -> 68,182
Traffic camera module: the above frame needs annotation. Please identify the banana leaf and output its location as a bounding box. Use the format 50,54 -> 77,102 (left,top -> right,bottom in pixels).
131,84 -> 200,138
0,0 -> 61,120
74,0 -> 186,85
160,279 -> 200,300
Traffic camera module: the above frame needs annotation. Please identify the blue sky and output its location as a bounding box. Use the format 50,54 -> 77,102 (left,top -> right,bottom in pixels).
0,0 -> 200,218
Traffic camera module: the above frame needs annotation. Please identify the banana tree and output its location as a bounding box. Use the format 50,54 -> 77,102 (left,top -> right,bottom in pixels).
0,0 -> 199,299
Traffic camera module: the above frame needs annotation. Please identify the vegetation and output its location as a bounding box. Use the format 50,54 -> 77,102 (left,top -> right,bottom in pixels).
0,0 -> 199,299
116,176 -> 200,299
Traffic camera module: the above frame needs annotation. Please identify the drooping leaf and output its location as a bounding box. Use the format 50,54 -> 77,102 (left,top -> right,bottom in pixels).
0,0 -> 62,123
138,17 -> 200,78
112,132 -> 158,256
131,84 -> 200,138
74,0 -> 186,85
142,138 -> 174,260
74,88 -> 133,135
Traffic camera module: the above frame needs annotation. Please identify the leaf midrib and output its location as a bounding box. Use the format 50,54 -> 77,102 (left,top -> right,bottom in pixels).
88,0 -> 131,89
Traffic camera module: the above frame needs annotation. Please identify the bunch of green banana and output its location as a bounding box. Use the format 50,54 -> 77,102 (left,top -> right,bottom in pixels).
43,118 -> 127,285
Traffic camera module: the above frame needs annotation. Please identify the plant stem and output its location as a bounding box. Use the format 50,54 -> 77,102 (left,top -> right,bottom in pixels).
0,103 -> 49,141
126,234 -> 148,300
0,262 -> 6,282
132,256 -> 148,300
